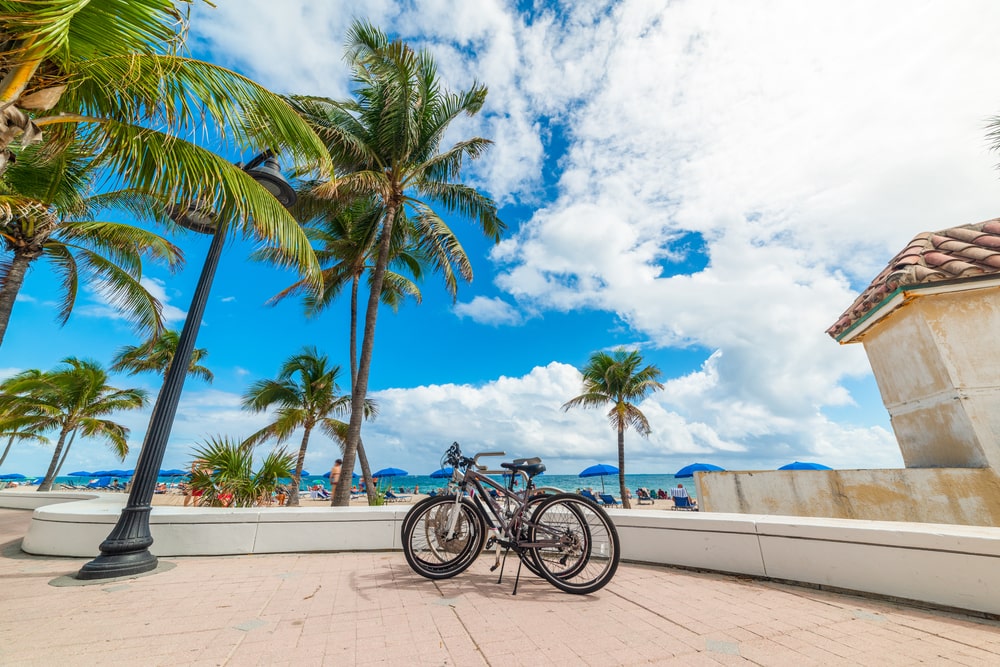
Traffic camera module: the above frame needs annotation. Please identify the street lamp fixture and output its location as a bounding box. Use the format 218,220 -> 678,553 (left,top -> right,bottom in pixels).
77,152 -> 297,580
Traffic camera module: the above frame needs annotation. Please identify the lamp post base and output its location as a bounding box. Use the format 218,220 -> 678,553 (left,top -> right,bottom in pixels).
76,504 -> 159,580
76,550 -> 159,580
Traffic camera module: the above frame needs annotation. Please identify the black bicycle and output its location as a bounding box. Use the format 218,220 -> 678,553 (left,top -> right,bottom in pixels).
401,442 -> 620,595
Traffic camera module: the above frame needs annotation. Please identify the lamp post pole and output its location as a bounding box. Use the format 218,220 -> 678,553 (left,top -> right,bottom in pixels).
77,153 -> 296,580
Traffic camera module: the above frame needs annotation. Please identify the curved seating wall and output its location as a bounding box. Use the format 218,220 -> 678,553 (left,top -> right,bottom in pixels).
4,491 -> 999,617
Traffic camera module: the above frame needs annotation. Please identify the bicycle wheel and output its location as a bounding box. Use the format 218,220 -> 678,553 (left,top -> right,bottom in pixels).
527,493 -> 620,594
402,495 -> 486,579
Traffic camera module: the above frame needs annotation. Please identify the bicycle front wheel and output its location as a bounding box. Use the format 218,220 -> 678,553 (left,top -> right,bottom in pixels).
402,495 -> 486,580
528,493 -> 620,594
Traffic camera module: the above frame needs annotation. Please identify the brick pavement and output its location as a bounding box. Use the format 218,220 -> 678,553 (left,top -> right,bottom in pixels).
1,509 -> 998,666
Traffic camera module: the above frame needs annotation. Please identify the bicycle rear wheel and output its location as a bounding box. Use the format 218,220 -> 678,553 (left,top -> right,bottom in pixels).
527,493 -> 620,594
402,495 -> 486,580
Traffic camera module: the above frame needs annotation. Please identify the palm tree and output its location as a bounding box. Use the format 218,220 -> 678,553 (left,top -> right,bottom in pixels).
188,436 -> 295,508
0,357 -> 147,491
263,195 -> 440,503
0,399 -> 50,468
292,21 -> 505,505
1,141 -> 184,345
241,346 -> 376,507
0,1 -> 331,308
110,330 -> 213,383
562,349 -> 664,509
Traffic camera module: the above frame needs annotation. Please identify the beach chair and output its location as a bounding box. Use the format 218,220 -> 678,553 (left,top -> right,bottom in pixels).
636,488 -> 654,505
385,490 -> 411,503
580,489 -> 601,505
86,476 -> 112,490
599,493 -> 621,507
671,495 -> 697,510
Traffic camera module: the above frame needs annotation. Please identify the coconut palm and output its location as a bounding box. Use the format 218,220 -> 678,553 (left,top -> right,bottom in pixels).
291,20 -> 504,505
187,436 -> 295,508
0,398 -> 50,469
562,349 -> 664,509
0,357 -> 147,491
262,195 -> 429,503
110,330 -> 213,383
0,1 -> 331,305
1,141 -> 184,345
241,346 -> 376,507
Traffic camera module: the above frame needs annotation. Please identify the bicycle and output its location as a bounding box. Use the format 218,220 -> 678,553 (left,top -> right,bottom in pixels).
401,442 -> 620,595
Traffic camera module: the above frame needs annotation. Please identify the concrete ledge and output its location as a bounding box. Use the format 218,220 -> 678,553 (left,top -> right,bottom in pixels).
5,492 -> 1000,616
0,490 -> 98,510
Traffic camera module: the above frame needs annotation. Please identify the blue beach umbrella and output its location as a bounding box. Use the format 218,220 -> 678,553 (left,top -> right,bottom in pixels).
674,463 -> 726,478
0,473 -> 26,480
579,463 -> 619,493
372,467 -> 408,478
429,467 -> 454,479
778,461 -> 832,471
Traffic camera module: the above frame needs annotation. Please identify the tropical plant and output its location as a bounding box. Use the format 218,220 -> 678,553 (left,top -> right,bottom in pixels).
562,348 -> 664,509
291,21 -> 505,505
0,357 -> 147,491
187,436 -> 295,507
0,398 -> 50,468
262,195 -> 427,503
0,140 -> 184,345
0,0 -> 331,310
241,346 -> 376,507
110,329 -> 213,383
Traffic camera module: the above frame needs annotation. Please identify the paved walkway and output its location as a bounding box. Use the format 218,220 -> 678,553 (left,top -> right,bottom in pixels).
2,509 -> 998,666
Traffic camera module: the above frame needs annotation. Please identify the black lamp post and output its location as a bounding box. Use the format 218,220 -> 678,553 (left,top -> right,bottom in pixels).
77,152 -> 297,580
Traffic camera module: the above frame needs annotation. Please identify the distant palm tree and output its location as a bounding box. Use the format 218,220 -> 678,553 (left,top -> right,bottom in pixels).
241,347 -> 376,507
0,357 -> 147,491
0,397 -> 50,469
110,330 -> 214,383
562,349 -> 664,509
0,141 -> 184,346
291,20 -> 504,505
188,436 -> 295,508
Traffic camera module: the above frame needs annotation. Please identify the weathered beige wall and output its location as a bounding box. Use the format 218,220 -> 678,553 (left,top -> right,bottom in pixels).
697,468 -> 1000,527
859,288 -> 1000,469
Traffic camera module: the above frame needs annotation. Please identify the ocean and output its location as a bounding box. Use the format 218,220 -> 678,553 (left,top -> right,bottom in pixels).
32,472 -> 698,498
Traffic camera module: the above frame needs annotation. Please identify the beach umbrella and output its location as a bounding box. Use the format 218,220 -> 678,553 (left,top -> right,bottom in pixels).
674,463 -> 726,478
321,471 -> 360,479
579,463 -> 619,492
372,467 -> 408,478
67,471 -> 92,477
0,473 -> 26,480
429,467 -> 454,479
778,461 -> 832,471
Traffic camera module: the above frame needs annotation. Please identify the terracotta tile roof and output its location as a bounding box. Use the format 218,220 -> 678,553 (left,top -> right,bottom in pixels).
827,218 -> 1000,340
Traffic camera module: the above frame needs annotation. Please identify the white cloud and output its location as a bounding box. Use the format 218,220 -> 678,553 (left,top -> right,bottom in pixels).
74,277 -> 186,326
453,296 -> 523,325
14,293 -> 35,303
221,296 -> 237,303
180,1 -> 994,474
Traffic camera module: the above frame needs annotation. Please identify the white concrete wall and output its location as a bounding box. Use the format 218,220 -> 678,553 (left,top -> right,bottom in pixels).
5,493 -> 999,616
697,468 -> 1000,527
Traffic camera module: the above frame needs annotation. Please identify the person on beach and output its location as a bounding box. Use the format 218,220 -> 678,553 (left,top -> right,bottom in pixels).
329,459 -> 342,498
184,459 -> 208,507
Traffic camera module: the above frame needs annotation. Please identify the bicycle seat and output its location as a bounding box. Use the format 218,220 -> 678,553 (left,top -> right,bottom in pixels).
501,458 -> 546,478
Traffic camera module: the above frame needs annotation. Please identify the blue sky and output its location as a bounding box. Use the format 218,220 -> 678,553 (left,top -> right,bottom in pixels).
4,0 -> 1000,478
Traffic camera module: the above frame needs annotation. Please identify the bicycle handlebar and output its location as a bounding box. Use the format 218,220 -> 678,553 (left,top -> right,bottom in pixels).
473,451 -> 505,468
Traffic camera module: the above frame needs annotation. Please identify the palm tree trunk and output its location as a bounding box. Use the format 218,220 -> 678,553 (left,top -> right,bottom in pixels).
0,434 -> 15,468
53,429 -> 77,479
334,204 -> 398,505
288,425 -> 312,507
37,425 -> 71,492
618,422 -> 630,509
348,273 -> 377,505
0,250 -> 35,347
